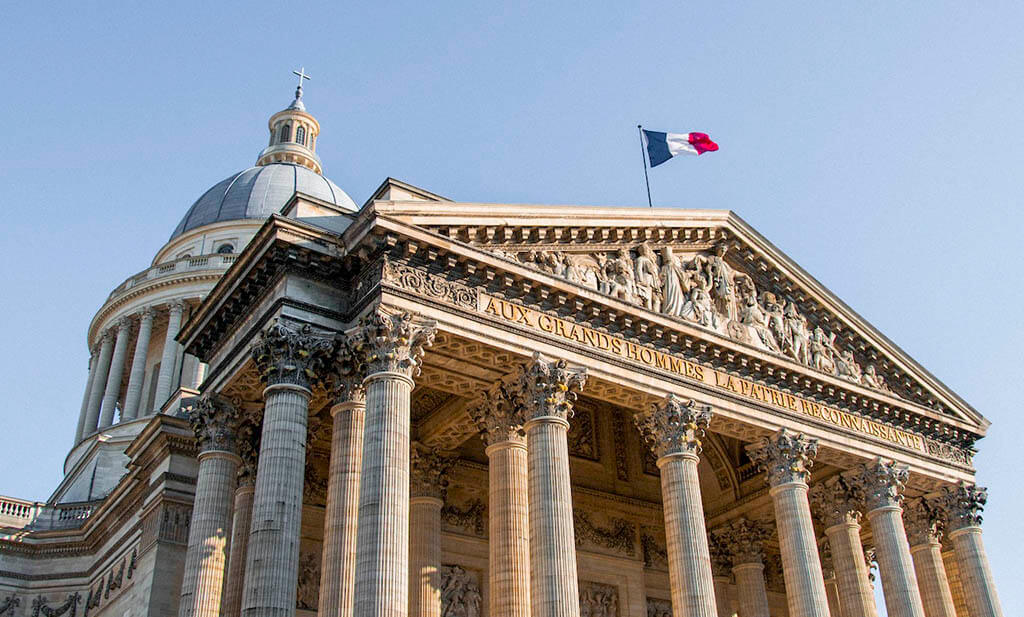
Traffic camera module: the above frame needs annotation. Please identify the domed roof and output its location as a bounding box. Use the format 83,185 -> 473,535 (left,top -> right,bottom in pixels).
170,163 -> 357,241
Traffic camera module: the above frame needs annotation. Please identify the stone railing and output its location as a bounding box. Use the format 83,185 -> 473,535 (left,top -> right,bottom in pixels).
0,496 -> 44,529
0,496 -> 100,534
106,253 -> 238,301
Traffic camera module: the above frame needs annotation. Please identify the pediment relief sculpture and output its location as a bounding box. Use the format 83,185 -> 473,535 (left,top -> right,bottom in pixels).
493,241 -> 896,397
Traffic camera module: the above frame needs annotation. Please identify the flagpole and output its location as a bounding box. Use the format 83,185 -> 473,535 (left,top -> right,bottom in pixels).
637,124 -> 653,208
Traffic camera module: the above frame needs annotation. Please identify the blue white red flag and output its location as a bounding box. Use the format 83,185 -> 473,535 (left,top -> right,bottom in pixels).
642,129 -> 719,167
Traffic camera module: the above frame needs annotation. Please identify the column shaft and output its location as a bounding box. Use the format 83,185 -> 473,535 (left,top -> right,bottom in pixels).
660,454 -> 717,617
99,320 -> 132,428
733,563 -> 770,617
241,384 -> 311,616
222,483 -> 255,617
826,522 -> 878,617
526,417 -> 580,617
909,542 -> 956,617
825,579 -> 842,617
771,483 -> 831,617
179,451 -> 240,617
353,373 -> 413,617
74,353 -> 96,443
486,441 -> 530,617
319,402 -> 365,617
153,302 -> 185,413
82,334 -> 114,436
409,497 -> 442,617
123,309 -> 154,420
868,507 -> 926,617
713,577 -> 735,617
948,528 -> 1003,617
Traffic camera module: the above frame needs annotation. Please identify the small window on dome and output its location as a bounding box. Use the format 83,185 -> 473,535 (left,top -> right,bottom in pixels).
217,244 -> 234,254
279,124 -> 291,144
295,126 -> 306,145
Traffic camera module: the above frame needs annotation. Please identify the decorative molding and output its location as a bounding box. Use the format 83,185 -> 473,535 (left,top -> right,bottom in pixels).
439,564 -> 482,617
568,398 -> 600,460
646,597 -> 672,617
611,410 -> 629,481
640,528 -> 668,570
0,595 -> 18,617
441,498 -> 487,538
31,593 -> 80,617
382,260 -> 478,310
573,510 -> 636,557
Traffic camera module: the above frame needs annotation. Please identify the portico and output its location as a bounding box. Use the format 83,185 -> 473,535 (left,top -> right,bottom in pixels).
167,186 -> 998,617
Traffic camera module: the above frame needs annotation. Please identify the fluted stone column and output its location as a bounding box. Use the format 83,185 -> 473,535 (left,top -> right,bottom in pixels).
820,543 -> 843,617
179,395 -> 244,617
939,483 -> 1003,617
903,498 -> 956,617
635,394 -> 717,617
511,353 -> 586,617
717,518 -> 771,617
469,382 -> 530,617
351,309 -> 436,617
810,475 -> 878,617
222,432 -> 259,617
123,307 -> 155,421
74,351 -> 97,443
83,331 -> 115,436
747,429 -> 830,617
241,319 -> 334,617
409,444 -> 454,617
153,300 -> 186,413
318,341 -> 366,617
708,539 -> 736,617
99,317 -> 132,428
854,458 -> 925,617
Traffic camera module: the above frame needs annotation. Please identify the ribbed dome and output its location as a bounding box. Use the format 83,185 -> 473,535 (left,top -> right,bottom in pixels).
170,163 -> 356,240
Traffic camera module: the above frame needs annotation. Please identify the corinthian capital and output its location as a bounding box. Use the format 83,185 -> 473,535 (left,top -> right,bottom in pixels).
746,428 -> 818,487
469,380 -> 526,446
349,307 -> 436,379
809,474 -> 863,529
410,442 -> 456,500
853,457 -> 909,511
903,496 -> 944,546
251,319 -> 336,389
236,424 -> 261,485
327,335 -> 366,406
188,394 -> 243,455
939,481 -> 987,531
509,352 -> 587,422
715,517 -> 772,566
708,535 -> 732,578
634,394 -> 712,460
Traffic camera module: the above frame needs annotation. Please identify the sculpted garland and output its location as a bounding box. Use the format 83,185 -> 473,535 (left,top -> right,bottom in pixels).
496,242 -> 894,395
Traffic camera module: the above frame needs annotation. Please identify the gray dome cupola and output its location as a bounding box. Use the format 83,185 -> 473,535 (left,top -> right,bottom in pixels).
169,71 -> 356,241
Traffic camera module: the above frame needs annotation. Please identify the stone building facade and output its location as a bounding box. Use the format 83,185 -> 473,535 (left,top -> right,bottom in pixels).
0,85 -> 1003,617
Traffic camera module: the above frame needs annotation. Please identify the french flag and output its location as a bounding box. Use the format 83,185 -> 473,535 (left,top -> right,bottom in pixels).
642,129 -> 719,167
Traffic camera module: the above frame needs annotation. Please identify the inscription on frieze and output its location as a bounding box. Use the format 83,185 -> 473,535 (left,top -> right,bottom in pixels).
481,295 -> 945,458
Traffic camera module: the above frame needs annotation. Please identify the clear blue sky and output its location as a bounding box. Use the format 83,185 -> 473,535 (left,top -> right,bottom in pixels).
2,2 -> 1021,613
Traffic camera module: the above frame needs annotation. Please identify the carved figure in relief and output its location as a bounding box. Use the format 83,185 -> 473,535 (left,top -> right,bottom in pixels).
736,274 -> 779,350
708,244 -> 737,321
784,302 -> 811,365
634,242 -> 662,312
680,286 -> 717,328
604,249 -> 637,303
811,326 -> 837,373
763,293 -> 790,352
660,246 -> 687,317
836,349 -> 863,382
439,565 -> 482,617
861,364 -> 889,392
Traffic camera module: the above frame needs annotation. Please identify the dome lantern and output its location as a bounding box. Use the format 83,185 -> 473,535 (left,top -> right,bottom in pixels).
256,68 -> 323,174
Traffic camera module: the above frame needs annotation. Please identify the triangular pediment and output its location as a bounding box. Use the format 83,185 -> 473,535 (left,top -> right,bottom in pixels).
368,200 -> 986,435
